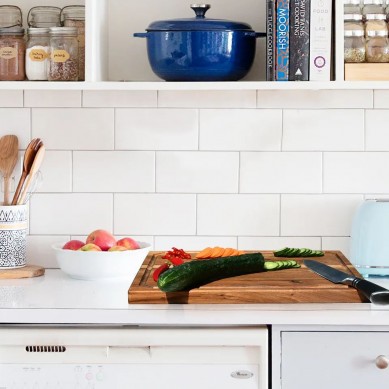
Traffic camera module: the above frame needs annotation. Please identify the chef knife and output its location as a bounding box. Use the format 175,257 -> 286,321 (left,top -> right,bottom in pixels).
304,259 -> 389,305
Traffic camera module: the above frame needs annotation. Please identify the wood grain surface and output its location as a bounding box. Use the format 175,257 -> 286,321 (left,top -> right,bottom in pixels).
128,251 -> 367,304
0,264 -> 45,279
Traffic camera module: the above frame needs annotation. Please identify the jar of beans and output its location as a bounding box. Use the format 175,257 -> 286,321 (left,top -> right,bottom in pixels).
366,30 -> 389,62
48,27 -> 79,81
0,27 -> 25,81
61,5 -> 85,81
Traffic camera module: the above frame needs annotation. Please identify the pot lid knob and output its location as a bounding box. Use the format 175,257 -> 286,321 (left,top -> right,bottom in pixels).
190,4 -> 211,18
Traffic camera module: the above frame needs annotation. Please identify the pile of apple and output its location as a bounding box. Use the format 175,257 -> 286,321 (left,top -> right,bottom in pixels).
62,229 -> 140,252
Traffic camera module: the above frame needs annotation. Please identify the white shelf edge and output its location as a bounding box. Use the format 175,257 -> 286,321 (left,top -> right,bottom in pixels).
0,81 -> 389,91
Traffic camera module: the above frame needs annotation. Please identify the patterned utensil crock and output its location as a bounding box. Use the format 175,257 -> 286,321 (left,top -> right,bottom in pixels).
0,204 -> 28,268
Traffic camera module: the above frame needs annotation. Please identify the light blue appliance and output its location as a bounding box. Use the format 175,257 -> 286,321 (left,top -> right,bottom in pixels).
350,200 -> 389,277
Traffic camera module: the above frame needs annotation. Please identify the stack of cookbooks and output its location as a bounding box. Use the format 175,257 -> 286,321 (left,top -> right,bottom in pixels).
266,0 -> 334,81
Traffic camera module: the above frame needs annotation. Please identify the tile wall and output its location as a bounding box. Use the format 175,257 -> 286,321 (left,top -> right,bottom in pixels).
1,89 -> 383,268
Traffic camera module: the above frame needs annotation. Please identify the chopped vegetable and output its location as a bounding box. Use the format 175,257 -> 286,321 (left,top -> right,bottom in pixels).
195,246 -> 245,259
153,263 -> 169,282
274,247 -> 324,258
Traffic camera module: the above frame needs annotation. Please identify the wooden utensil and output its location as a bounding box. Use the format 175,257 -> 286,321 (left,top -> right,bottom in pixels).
18,144 -> 45,205
11,138 -> 42,205
0,135 -> 19,205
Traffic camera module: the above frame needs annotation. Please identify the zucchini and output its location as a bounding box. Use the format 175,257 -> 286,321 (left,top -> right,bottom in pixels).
158,253 -> 265,292
157,253 -> 301,292
274,247 -> 324,258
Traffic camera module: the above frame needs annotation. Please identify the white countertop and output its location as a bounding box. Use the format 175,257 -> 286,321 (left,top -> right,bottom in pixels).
1,270 -> 389,327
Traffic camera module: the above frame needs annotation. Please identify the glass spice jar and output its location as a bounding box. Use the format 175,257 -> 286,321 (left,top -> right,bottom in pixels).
0,5 -> 22,28
366,30 -> 389,62
61,5 -> 85,81
365,13 -> 388,34
362,0 -> 385,16
26,28 -> 50,81
344,13 -> 365,32
344,0 -> 362,15
0,27 -> 25,81
27,6 -> 61,28
48,27 -> 79,81
344,29 -> 366,62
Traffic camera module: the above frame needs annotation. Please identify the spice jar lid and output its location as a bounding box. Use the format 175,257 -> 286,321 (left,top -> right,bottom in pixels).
365,13 -> 387,19
49,26 -> 78,35
27,6 -> 61,28
344,13 -> 364,20
367,29 -> 388,36
147,4 -> 253,32
27,27 -> 50,35
61,5 -> 85,21
0,26 -> 24,35
0,5 -> 22,28
344,29 -> 365,36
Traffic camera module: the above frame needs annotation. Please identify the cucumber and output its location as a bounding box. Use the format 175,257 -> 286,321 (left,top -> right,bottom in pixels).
273,247 -> 324,258
157,253 -> 302,292
158,253 -> 265,292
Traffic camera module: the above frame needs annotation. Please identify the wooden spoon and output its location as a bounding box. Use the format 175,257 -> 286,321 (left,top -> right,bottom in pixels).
11,138 -> 42,205
18,144 -> 45,205
0,135 -> 19,205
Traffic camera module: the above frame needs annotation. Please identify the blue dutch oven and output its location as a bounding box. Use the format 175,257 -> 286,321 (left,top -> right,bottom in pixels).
134,4 -> 265,81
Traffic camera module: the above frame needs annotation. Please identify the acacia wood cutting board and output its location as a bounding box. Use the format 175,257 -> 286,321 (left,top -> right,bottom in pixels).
128,251 -> 367,304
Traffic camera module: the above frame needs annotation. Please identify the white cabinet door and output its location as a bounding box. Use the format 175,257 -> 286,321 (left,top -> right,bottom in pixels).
281,331 -> 389,389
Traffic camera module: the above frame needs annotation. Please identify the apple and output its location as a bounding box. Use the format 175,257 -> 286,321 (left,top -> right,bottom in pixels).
78,243 -> 102,251
62,240 -> 85,251
116,237 -> 140,250
108,245 -> 128,252
86,229 -> 116,251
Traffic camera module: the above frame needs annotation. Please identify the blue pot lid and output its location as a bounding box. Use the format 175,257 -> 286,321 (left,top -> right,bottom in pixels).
147,4 -> 253,32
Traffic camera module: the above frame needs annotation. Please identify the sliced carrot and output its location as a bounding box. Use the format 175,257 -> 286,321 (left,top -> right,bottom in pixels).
196,247 -> 212,259
210,246 -> 225,258
237,250 -> 246,255
221,248 -> 235,257
232,249 -> 240,256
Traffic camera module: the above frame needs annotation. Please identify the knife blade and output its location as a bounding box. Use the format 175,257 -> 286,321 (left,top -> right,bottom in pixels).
304,259 -> 389,305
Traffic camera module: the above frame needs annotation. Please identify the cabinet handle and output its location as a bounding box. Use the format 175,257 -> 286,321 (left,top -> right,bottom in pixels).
375,355 -> 389,369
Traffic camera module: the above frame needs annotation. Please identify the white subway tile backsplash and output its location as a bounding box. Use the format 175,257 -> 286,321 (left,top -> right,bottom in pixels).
324,152 -> 389,193
83,90 -> 157,107
30,194 -> 113,235
24,90 -> 82,107
114,194 -> 196,235
73,151 -> 155,192
158,90 -> 256,108
155,236 -> 237,251
32,108 -> 114,150
240,152 -> 322,193
366,110 -> 389,151
115,108 -> 198,150
238,236 -> 322,250
281,195 -> 363,236
0,109 -> 30,148
38,151 -> 72,193
374,90 -> 389,108
283,110 -> 364,151
156,152 -> 239,193
321,237 -> 351,258
200,109 -> 282,151
257,90 -> 373,109
27,235 -> 69,268
197,194 -> 280,236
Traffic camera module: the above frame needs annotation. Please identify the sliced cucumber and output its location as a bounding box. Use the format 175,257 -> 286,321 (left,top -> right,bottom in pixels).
273,247 -> 324,258
264,260 -> 301,271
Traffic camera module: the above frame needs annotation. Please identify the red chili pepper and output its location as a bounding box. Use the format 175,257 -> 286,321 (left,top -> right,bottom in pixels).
162,247 -> 191,261
166,256 -> 184,266
153,263 -> 169,282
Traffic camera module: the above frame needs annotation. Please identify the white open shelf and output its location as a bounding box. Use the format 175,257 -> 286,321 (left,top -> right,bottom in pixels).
0,0 -> 380,91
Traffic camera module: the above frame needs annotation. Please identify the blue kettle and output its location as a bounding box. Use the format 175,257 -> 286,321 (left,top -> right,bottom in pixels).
350,200 -> 389,277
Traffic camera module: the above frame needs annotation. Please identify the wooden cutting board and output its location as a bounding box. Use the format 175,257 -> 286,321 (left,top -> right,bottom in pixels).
128,251 -> 367,304
0,264 -> 45,279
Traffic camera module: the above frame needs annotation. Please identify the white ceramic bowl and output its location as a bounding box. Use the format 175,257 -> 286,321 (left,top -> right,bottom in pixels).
52,241 -> 151,281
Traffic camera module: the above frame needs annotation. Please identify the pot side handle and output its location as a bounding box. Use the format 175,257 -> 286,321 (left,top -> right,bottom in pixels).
255,32 -> 267,38
133,32 -> 149,38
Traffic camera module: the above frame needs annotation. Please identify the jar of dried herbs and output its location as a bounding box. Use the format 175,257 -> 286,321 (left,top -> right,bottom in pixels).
48,27 -> 79,81
344,29 -> 366,62
61,5 -> 85,81
366,30 -> 389,62
0,27 -> 25,81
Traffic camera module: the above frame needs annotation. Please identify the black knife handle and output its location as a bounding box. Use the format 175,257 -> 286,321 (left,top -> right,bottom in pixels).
353,278 -> 389,305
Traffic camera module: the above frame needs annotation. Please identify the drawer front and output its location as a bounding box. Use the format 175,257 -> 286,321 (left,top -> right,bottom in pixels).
281,331 -> 389,389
